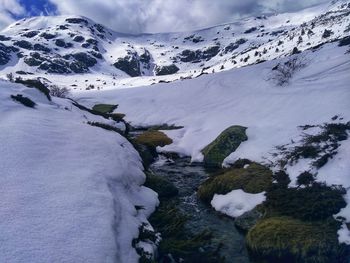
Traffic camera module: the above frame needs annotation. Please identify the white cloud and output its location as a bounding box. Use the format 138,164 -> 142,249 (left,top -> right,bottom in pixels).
0,0 -> 26,29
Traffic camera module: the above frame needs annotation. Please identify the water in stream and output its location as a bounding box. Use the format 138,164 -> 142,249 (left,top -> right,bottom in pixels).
150,156 -> 251,262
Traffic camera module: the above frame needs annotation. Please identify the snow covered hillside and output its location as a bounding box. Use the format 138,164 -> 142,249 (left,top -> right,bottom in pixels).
78,40 -> 350,243
0,0 -> 349,90
0,80 -> 157,262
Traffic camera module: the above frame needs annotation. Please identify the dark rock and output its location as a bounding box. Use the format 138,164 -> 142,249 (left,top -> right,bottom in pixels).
89,51 -> 103,59
55,39 -> 72,48
179,49 -> 201,63
244,27 -> 257,34
73,35 -> 85,42
22,31 -> 39,38
33,43 -> 51,52
86,38 -> 98,45
24,52 -> 44,66
113,55 -> 141,77
39,59 -> 71,74
155,64 -> 179,76
71,52 -> 97,67
223,43 -> 239,53
94,24 -> 105,33
202,45 -> 220,60
234,208 -> 262,232
65,18 -> 88,25
339,36 -> 350,46
13,40 -> 33,50
40,32 -> 56,40
0,43 -> 16,65
0,35 -> 11,41
81,43 -> 90,48
58,25 -> 68,30
140,50 -> 151,64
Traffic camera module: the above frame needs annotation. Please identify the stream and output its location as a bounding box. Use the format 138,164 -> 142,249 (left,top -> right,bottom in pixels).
150,156 -> 251,262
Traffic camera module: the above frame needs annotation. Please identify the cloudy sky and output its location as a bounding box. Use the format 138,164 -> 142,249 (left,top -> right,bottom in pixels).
0,0 -> 329,33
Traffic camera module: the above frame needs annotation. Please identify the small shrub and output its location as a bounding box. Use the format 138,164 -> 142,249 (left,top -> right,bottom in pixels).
49,85 -> 70,98
272,170 -> 291,187
11,94 -> 36,108
271,56 -> 306,86
276,122 -> 350,169
264,182 -> 346,221
6,73 -> 14,82
296,171 -> 315,186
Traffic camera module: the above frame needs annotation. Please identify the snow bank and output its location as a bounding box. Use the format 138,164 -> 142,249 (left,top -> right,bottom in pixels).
211,190 -> 266,218
0,80 -> 158,262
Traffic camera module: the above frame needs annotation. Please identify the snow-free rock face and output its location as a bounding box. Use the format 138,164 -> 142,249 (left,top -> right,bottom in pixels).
0,0 -> 349,85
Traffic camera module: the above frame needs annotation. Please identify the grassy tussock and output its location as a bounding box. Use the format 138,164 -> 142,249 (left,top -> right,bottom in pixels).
134,130 -> 173,148
197,162 -> 272,203
92,103 -> 118,114
246,217 -> 348,263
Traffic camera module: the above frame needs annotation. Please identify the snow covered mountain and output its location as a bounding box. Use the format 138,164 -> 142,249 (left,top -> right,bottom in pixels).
0,0 -> 349,90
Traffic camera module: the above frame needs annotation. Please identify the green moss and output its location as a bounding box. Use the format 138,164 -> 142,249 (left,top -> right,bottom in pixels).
264,183 -> 346,221
109,113 -> 125,122
92,103 -> 118,114
149,202 -> 221,262
202,125 -> 247,167
134,130 -> 172,148
197,163 -> 272,203
144,172 -> 178,198
246,217 -> 348,263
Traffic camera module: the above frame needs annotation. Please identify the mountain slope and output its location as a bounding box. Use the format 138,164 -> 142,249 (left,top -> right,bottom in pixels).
0,0 -> 349,90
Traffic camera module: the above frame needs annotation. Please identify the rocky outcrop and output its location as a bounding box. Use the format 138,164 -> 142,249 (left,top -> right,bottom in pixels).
201,125 -> 247,167
113,54 -> 141,77
155,64 -> 179,76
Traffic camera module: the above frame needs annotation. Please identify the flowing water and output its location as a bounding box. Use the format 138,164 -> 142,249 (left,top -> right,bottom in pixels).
150,156 -> 251,262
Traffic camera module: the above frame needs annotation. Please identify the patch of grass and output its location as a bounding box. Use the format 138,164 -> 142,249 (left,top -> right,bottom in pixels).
11,94 -> 36,108
92,103 -> 118,114
202,125 -> 248,167
134,130 -> 173,148
144,172 -> 178,198
296,171 -> 315,186
272,170 -> 291,188
197,162 -> 272,203
149,202 -> 221,262
264,182 -> 346,221
246,217 -> 348,263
